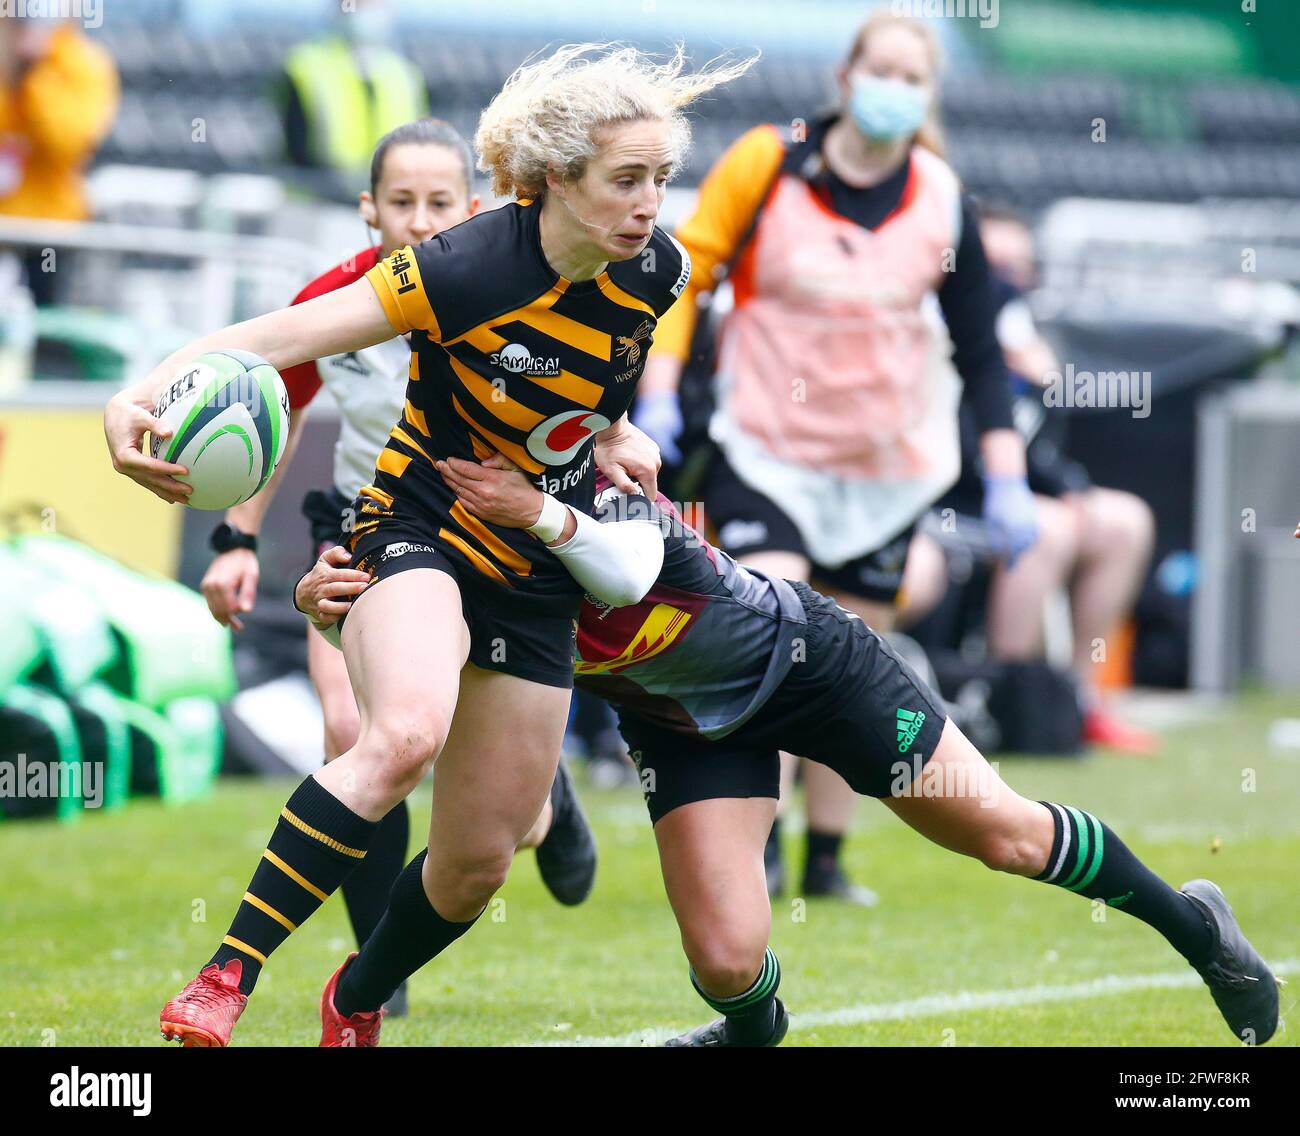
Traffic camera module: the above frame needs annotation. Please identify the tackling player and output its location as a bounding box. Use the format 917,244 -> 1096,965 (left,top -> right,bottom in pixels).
299,454 -> 1281,1047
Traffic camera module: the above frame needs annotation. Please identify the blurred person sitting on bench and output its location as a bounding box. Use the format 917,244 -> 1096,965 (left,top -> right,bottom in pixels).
902,208 -> 1159,755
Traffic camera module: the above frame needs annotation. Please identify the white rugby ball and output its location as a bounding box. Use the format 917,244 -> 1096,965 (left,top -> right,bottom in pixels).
149,350 -> 290,510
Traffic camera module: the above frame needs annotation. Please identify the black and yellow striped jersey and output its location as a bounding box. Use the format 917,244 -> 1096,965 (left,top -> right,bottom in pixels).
356,197 -> 690,611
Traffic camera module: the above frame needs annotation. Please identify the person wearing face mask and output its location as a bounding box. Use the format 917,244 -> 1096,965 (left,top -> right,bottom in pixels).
279,0 -> 428,196
637,11 -> 1037,905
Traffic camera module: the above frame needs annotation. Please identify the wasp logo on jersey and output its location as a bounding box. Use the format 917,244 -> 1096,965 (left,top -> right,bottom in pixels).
527,409 -> 611,465
613,319 -> 654,382
615,320 -> 652,368
489,342 -> 561,378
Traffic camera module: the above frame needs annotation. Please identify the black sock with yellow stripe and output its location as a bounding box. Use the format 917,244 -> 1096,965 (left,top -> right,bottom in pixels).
210,777 -> 378,995
1034,802 -> 1213,965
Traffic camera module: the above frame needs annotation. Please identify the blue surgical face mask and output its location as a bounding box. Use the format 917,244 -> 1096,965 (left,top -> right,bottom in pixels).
847,74 -> 929,142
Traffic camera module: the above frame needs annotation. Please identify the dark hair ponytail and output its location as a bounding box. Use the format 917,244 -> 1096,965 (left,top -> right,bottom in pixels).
370,118 -> 475,200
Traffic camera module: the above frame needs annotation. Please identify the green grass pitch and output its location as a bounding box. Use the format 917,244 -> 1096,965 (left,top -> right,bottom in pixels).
2,692 -> 1295,1047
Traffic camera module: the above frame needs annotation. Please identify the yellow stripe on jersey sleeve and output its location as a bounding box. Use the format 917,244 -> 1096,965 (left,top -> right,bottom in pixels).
365,245 -> 442,338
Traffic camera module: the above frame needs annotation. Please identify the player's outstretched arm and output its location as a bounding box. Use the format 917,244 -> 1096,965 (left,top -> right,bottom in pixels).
437,454 -> 665,607
105,280 -> 394,502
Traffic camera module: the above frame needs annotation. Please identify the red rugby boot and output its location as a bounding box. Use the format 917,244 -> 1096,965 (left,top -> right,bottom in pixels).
1083,706 -> 1161,756
320,953 -> 384,1047
160,960 -> 248,1047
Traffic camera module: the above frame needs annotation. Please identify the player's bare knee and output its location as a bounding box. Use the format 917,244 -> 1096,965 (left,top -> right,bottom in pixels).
982,834 -> 1042,876
362,713 -> 449,794
684,931 -> 768,996
971,833 -> 1011,873
436,851 -> 512,913
974,813 -> 1051,876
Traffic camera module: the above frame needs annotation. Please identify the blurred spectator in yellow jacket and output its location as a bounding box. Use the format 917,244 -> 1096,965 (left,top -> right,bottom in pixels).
0,16 -> 119,223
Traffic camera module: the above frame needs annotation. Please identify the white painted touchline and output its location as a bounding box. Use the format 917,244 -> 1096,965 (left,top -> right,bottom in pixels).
530,958 -> 1298,1047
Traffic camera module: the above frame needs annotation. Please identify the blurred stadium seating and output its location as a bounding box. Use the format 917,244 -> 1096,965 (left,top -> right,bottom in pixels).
84,6 -> 1300,204
3,0 -> 1299,804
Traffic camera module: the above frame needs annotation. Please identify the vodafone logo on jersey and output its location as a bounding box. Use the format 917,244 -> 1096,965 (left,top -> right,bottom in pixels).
527,409 -> 611,465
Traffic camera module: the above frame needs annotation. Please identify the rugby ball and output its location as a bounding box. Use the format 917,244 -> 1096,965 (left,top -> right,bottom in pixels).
149,350 -> 290,510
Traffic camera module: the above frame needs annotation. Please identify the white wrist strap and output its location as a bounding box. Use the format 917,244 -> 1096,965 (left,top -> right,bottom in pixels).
526,493 -> 568,544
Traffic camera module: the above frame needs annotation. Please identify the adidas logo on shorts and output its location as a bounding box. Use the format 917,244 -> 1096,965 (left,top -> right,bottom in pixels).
896,707 -> 926,753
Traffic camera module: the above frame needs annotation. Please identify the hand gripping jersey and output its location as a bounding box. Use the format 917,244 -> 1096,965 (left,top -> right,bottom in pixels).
279,246 -> 412,499
360,200 -> 690,612
573,489 -> 807,739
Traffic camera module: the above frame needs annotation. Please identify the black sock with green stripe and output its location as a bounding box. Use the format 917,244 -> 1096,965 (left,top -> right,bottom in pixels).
1034,802 -> 1213,965
334,848 -> 480,1016
691,947 -> 782,1045
209,777 -> 378,995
